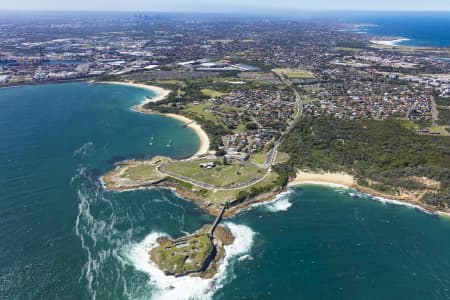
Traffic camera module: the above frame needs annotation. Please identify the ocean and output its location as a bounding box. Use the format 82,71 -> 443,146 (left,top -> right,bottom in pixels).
341,12 -> 450,47
1,83 -> 450,299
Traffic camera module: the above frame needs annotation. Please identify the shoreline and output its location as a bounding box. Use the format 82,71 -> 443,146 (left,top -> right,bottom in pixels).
97,81 -> 171,106
288,170 -> 450,218
0,78 -> 89,90
97,81 -> 449,220
164,113 -> 210,157
100,81 -> 210,157
370,38 -> 410,47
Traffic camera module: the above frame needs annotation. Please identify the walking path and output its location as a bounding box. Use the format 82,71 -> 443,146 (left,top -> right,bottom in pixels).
209,206 -> 227,236
157,163 -> 272,191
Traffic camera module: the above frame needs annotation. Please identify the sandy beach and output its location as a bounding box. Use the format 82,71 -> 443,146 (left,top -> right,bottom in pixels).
164,113 -> 210,156
98,81 -> 449,218
99,81 -> 171,105
289,170 -> 356,188
289,170 -> 450,217
100,81 -> 210,157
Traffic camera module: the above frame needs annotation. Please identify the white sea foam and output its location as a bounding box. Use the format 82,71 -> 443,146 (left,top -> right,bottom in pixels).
237,254 -> 253,262
291,181 -> 350,189
370,38 -> 410,46
372,195 -> 431,214
209,222 -> 255,293
73,141 -> 94,157
345,189 -> 432,214
250,190 -> 294,213
73,167 -> 126,299
127,222 -> 255,300
265,197 -> 292,212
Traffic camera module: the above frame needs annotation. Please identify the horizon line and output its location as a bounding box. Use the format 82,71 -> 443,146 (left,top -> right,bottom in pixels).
1,8 -> 450,14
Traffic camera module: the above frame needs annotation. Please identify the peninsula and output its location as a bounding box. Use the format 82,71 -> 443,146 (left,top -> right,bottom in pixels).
101,76 -> 450,218
3,10 -> 450,299
98,31 -> 450,277
100,73 -> 450,276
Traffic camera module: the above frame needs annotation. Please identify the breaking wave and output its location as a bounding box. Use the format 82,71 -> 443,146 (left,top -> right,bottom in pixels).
254,191 -> 294,213
126,223 -> 255,300
345,189 -> 432,214
72,163 -> 256,300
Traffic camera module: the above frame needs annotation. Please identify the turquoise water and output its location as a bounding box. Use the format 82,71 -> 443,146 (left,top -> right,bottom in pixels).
1,83 -> 450,299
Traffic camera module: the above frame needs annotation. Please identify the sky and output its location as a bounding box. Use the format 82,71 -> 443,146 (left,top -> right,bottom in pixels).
1,0 -> 450,12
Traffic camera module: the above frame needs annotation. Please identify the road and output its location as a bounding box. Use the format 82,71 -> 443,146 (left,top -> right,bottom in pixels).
262,70 -> 304,168
157,163 -> 272,191
156,71 -> 303,191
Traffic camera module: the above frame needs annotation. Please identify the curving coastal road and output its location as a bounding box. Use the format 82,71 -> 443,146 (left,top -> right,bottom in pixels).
155,72 -> 303,191
157,163 -> 271,191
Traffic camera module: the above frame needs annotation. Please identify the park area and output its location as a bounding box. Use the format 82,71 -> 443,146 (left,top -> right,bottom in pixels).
162,159 -> 265,188
273,68 -> 315,79
119,157 -> 169,182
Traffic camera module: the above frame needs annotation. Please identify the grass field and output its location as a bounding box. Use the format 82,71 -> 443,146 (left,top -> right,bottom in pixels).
274,68 -> 315,79
163,159 -> 264,188
182,103 -> 218,123
396,119 -> 449,136
155,79 -> 184,85
334,47 -> 365,52
428,124 -> 450,136
250,152 -> 267,164
201,89 -> 224,98
212,172 -> 279,203
397,118 -> 420,131
155,234 -> 213,274
120,164 -> 166,182
301,95 -> 314,104
232,123 -> 247,134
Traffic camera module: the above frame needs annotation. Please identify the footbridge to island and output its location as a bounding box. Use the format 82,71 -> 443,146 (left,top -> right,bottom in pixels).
209,205 -> 227,236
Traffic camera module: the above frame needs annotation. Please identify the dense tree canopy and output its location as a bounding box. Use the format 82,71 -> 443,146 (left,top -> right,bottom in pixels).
277,117 -> 450,208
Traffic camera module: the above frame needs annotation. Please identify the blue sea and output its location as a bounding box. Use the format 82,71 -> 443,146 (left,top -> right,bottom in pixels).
340,12 -> 450,47
1,83 -> 450,299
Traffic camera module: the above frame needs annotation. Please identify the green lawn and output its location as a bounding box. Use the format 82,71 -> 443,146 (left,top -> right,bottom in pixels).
155,79 -> 184,85
273,68 -> 315,79
163,159 -> 264,188
397,118 -> 420,131
182,103 -> 218,123
155,234 -> 213,274
334,47 -> 364,52
120,164 -> 166,182
250,152 -> 267,164
212,172 -> 279,203
201,89 -> 224,98
232,123 -> 247,134
301,95 -> 314,104
428,124 -> 450,136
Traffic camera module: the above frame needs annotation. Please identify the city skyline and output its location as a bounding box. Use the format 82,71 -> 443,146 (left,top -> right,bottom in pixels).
2,0 -> 450,12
